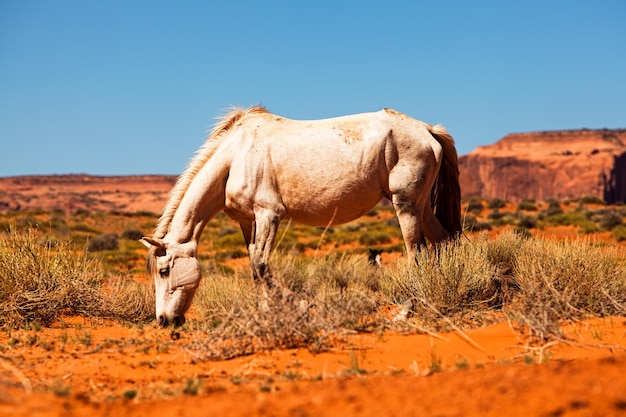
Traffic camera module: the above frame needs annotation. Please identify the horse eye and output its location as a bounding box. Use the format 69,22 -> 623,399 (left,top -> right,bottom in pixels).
159,267 -> 170,277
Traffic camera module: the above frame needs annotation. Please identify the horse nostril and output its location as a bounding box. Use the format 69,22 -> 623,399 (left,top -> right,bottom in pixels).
173,315 -> 186,327
157,315 -> 169,327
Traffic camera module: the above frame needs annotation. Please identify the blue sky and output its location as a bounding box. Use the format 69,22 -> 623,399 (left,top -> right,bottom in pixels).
1,1 -> 624,176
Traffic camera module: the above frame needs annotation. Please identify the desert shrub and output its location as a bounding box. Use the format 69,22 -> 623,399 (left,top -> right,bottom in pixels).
541,211 -> 599,233
87,233 -> 118,252
380,238 -> 501,320
540,199 -> 564,217
0,226 -> 106,327
359,232 -> 392,245
105,278 -> 155,322
71,223 -> 99,233
217,226 -> 239,238
462,215 -> 492,232
517,215 -> 537,229
517,199 -> 537,211
593,210 -> 623,230
189,253 -> 380,359
579,195 -> 605,205
487,209 -> 516,226
466,197 -> 484,215
487,209 -> 506,221
487,198 -> 507,209
613,225 -> 626,242
121,229 -> 144,240
510,238 -> 626,341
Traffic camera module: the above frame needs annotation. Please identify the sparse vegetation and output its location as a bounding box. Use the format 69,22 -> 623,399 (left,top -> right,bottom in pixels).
1,200 -> 625,359
0,225 -> 154,328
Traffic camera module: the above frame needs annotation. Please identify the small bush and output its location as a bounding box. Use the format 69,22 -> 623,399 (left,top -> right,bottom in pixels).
613,225 -> 626,242
0,226 -> 155,328
579,195 -> 605,205
462,215 -> 492,232
189,253 -> 380,359
487,198 -> 507,209
511,238 -> 626,341
487,209 -> 516,226
381,237 -> 501,319
594,210 -> 623,230
542,211 -> 598,233
0,226 -> 105,327
359,232 -> 391,245
88,233 -> 118,252
466,197 -> 484,215
517,215 -> 537,229
517,200 -> 537,211
121,229 -> 144,240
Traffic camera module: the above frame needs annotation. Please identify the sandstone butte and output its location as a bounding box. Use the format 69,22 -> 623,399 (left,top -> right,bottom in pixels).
459,128 -> 626,204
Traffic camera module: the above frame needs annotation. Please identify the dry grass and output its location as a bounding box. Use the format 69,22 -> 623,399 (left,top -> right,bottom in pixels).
1,221 -> 625,358
510,236 -> 626,341
186,253 -> 380,360
379,236 -> 501,323
0,226 -> 105,327
0,225 -> 154,328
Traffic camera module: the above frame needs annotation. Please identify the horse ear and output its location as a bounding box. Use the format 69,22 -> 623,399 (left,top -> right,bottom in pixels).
140,236 -> 167,250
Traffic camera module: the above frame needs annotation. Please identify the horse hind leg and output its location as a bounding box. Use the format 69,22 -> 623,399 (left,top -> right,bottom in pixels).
422,198 -> 450,244
391,192 -> 426,260
249,207 -> 282,285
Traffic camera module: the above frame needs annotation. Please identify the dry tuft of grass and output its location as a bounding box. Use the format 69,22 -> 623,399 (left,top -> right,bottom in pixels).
510,237 -> 626,341
186,253 -> 380,360
0,225 -> 154,328
379,236 -> 502,325
0,226 -> 105,327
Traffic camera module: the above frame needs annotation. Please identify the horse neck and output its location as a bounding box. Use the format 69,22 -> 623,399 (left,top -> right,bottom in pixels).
166,161 -> 228,245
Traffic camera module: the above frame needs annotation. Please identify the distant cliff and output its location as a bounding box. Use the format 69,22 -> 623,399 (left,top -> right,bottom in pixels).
0,175 -> 176,213
459,129 -> 626,204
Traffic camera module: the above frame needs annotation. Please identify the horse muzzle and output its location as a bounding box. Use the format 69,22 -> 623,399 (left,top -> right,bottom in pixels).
157,313 -> 186,327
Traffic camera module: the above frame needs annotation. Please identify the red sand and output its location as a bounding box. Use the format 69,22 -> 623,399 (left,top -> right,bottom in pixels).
1,316 -> 625,416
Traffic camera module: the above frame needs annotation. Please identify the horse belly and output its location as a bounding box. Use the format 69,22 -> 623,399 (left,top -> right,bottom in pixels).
279,179 -> 384,225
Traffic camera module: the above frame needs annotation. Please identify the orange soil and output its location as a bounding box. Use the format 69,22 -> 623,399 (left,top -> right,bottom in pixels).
1,316 -> 625,417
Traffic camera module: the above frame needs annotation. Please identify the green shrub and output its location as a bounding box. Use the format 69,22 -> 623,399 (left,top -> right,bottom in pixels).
462,215 -> 492,232
594,210 -> 623,230
542,211 -> 599,233
87,233 -> 119,252
466,197 -> 484,215
517,200 -> 537,211
487,198 -> 507,209
579,195 -> 605,205
121,229 -> 144,240
613,225 -> 626,242
517,215 -> 537,229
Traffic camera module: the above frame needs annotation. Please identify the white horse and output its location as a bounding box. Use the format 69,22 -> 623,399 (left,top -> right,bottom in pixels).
142,106 -> 461,326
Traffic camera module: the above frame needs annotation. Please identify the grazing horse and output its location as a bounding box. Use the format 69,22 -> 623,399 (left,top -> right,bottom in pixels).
142,106 -> 461,326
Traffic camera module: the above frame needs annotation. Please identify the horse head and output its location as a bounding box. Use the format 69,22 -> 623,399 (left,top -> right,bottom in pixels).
141,237 -> 201,327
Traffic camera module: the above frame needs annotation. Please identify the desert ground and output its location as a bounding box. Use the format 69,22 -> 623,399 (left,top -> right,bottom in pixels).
1,176 -> 626,416
1,316 -> 625,417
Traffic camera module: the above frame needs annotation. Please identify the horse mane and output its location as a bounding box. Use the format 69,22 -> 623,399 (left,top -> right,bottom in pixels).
153,105 -> 270,238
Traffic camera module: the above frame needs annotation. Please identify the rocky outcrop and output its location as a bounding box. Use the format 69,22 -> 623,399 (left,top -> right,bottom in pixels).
0,175 -> 176,213
459,129 -> 626,203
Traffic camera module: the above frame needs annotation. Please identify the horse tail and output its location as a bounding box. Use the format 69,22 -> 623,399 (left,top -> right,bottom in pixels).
428,124 -> 462,238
